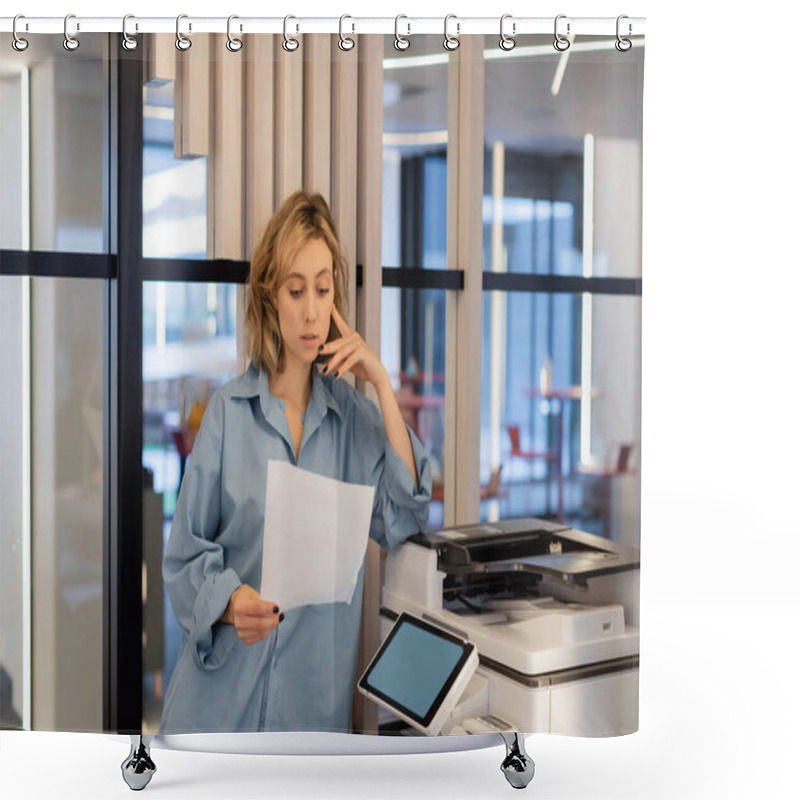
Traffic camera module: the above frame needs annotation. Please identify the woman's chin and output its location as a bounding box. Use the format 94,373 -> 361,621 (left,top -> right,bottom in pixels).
282,350 -> 316,371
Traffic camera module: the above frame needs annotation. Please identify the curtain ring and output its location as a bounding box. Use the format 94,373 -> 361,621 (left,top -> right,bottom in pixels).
121,15 -> 138,51
394,15 -> 410,51
175,14 -> 192,51
283,15 -> 299,52
12,15 -> 29,52
338,15 -> 355,51
615,15 -> 632,52
554,14 -> 570,51
226,15 -> 243,52
499,14 -> 516,51
63,13 -> 79,51
443,14 -> 460,51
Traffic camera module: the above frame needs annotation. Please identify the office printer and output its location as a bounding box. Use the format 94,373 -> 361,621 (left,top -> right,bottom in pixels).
380,517 -> 640,737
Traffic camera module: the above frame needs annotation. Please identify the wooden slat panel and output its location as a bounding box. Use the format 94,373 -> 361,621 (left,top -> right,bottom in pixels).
144,33 -> 175,86
444,47 -> 459,527
242,34 -> 276,372
331,37 -> 359,331
356,35 -> 384,356
352,33 -> 384,736
445,37 -> 485,526
454,36 -> 485,526
275,37 -> 304,205
174,33 -> 211,159
244,35 -> 275,255
211,34 -> 245,260
303,35 -> 332,198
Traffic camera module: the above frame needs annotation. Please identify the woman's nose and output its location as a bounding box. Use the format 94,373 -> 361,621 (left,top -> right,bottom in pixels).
303,294 -> 317,320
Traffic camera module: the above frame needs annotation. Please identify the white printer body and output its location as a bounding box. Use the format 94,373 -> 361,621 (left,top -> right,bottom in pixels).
381,517 -> 640,737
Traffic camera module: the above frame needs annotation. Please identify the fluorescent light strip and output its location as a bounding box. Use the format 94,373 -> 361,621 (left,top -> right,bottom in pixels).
489,142 -> 506,481
485,38 -> 629,60
384,53 -> 449,71
384,38 -> 640,70
580,133 -> 594,465
550,35 -> 575,96
383,130 -> 448,147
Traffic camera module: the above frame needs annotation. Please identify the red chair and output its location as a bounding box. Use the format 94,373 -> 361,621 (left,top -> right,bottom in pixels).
507,425 -> 562,522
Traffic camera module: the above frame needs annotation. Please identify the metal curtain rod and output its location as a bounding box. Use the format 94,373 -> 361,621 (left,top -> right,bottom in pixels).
1,15 -> 646,37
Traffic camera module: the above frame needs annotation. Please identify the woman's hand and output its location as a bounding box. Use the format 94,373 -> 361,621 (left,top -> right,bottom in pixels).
220,584 -> 282,645
319,307 -> 390,391
323,308 -> 419,489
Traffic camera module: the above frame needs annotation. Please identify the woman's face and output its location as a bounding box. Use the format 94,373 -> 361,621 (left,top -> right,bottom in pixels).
274,236 -> 335,371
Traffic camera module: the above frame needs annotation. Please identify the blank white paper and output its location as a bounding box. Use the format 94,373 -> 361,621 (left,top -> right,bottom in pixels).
260,460 -> 375,611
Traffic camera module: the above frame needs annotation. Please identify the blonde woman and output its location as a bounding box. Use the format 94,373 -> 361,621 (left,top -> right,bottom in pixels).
159,191 -> 431,734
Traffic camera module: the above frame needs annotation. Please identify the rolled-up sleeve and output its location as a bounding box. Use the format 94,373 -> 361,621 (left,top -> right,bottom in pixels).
355,394 -> 432,550
162,392 -> 242,671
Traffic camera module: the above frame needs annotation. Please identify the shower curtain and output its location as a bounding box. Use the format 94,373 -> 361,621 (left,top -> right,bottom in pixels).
0,16 -> 643,744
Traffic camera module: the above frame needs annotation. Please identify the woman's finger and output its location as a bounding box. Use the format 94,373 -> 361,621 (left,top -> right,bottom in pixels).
334,349 -> 366,381
237,612 -> 280,644
330,305 -> 352,336
320,331 -> 357,356
324,337 -> 361,375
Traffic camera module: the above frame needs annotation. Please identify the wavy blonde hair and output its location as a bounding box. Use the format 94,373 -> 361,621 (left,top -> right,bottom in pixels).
245,191 -> 349,376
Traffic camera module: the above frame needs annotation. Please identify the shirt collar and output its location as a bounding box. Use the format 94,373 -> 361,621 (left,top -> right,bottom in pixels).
231,362 -> 343,423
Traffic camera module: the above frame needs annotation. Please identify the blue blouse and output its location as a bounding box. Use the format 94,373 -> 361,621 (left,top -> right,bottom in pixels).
159,363 -> 432,734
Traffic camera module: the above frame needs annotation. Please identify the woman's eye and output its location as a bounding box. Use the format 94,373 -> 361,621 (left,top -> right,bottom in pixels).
317,288 -> 330,296
289,289 -> 303,298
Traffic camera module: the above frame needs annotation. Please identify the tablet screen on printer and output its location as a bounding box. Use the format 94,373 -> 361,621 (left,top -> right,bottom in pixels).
358,613 -> 476,733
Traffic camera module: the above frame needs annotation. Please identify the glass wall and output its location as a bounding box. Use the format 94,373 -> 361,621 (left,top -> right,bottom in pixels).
383,36 -> 449,264
479,36 -> 643,540
143,80 -> 207,259
381,287 -> 447,528
0,34 -> 106,253
382,36 -> 450,523
141,66 -> 239,731
0,34 -> 107,731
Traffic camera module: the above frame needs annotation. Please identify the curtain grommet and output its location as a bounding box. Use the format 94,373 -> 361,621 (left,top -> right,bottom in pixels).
443,14 -> 460,51
121,14 -> 138,51
615,15 -> 633,52
226,15 -> 243,52
554,14 -> 571,52
499,14 -> 516,51
175,14 -> 192,51
12,15 -> 29,51
394,15 -> 410,51
283,15 -> 299,52
63,13 -> 79,51
338,14 -> 355,51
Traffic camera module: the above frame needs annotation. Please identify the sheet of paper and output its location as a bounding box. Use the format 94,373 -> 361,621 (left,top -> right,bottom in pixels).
260,460 -> 376,611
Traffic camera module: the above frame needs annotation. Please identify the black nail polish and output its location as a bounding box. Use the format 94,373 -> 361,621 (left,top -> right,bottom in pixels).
322,365 -> 328,374
279,612 -> 285,623
273,605 -> 279,614
332,370 -> 339,379
318,344 -> 324,351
